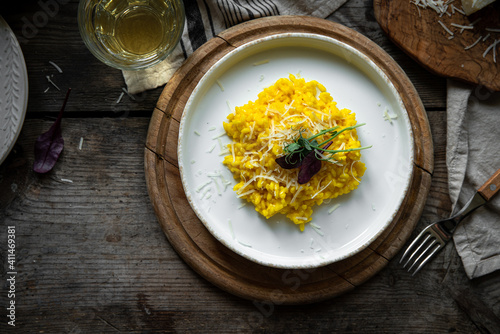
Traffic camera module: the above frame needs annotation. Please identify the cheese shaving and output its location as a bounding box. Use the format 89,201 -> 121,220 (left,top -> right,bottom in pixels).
464,36 -> 482,50
328,203 -> 341,214
48,61 -> 63,73
216,79 -> 225,91
46,75 -> 60,91
253,59 -> 270,66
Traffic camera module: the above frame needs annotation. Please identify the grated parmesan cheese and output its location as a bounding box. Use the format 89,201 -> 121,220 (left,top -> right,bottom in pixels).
228,219 -> 235,239
121,87 -> 136,101
216,79 -> 224,91
49,60 -> 63,73
207,144 -> 216,153
116,92 -> 125,104
438,20 -> 454,35
238,240 -> 252,247
46,75 -> 60,91
253,59 -> 270,66
464,36 -> 483,50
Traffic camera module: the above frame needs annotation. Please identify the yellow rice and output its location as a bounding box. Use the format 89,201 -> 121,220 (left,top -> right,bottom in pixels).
222,74 -> 366,231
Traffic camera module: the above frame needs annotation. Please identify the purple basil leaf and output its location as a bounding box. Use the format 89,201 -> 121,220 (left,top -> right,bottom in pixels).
33,88 -> 71,174
275,151 -> 304,169
297,150 -> 322,184
322,141 -> 333,150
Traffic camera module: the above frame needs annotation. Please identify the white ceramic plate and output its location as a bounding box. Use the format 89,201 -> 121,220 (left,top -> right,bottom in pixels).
0,16 -> 28,166
178,33 -> 414,269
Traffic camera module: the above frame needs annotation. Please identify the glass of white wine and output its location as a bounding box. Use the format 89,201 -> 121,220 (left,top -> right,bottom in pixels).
78,0 -> 185,70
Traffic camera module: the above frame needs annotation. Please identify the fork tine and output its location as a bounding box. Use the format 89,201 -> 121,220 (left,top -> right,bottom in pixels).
407,238 -> 437,272
411,243 -> 442,276
400,228 -> 429,265
401,233 -> 432,268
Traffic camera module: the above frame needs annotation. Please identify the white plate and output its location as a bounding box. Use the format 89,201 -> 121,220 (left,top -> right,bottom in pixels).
0,16 -> 28,166
178,33 -> 414,269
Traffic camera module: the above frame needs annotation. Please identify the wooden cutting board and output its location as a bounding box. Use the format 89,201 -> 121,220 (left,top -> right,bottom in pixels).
144,16 -> 433,305
374,0 -> 500,91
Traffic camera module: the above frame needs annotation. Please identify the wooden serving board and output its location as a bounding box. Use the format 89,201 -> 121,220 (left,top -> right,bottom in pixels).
374,0 -> 500,91
144,16 -> 433,305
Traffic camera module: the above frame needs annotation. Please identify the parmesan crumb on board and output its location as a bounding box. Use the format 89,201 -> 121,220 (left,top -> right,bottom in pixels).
116,92 -> 125,104
121,87 -> 136,101
49,60 -> 63,73
464,36 -> 483,50
46,75 -> 60,91
438,20 -> 454,35
411,0 -> 500,61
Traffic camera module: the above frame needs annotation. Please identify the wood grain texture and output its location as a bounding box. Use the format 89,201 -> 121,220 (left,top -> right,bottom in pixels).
374,0 -> 500,91
478,168 -> 500,200
145,16 -> 433,305
1,115 -> 498,333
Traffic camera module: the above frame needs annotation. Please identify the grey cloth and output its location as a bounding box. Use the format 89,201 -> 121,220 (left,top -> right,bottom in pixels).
123,0 -> 348,94
447,79 -> 500,279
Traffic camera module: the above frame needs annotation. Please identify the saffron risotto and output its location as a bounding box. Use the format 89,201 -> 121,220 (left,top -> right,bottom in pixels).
222,74 -> 366,231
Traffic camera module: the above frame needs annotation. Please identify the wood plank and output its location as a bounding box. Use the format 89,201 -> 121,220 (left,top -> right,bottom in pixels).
1,115 -> 498,333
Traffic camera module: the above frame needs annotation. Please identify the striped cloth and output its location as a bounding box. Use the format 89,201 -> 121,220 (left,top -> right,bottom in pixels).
123,0 -> 347,94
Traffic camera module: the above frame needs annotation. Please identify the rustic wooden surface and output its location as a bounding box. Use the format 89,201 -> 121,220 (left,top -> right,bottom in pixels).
146,15 -> 434,304
374,0 -> 500,91
1,0 -> 499,333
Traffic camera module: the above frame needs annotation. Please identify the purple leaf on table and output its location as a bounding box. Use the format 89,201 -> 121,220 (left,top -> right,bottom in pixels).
297,150 -> 322,184
33,88 -> 71,174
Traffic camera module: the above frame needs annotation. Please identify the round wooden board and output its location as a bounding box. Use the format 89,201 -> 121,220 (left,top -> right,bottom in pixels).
144,16 -> 434,305
374,0 -> 500,91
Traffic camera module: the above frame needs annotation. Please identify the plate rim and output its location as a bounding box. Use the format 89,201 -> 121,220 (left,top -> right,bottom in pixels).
0,16 -> 29,167
177,32 -> 415,269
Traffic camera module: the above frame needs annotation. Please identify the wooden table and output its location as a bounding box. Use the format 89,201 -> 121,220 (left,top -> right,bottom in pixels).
1,1 -> 499,332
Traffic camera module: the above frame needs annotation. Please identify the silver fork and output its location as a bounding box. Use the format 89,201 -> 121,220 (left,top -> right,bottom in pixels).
400,168 -> 500,275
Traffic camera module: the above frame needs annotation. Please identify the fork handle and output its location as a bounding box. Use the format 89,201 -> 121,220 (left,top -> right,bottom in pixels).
478,168 -> 500,201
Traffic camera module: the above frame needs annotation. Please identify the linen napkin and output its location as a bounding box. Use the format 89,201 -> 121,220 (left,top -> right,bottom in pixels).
447,79 -> 500,279
123,0 -> 348,94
